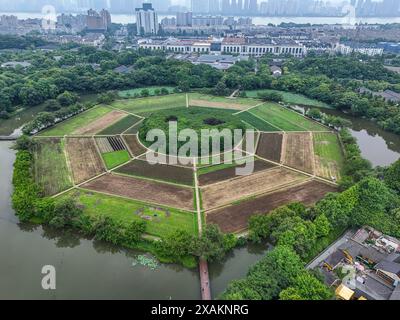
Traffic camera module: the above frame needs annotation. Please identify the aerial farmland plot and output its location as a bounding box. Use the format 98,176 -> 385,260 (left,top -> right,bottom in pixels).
81,174 -> 195,211
32,137 -> 73,196
110,94 -> 187,114
38,106 -> 113,136
200,167 -> 308,210
206,180 -> 337,233
39,92 -> 342,238
313,132 -> 344,180
65,137 -> 106,184
282,132 -> 315,174
97,114 -> 142,135
115,159 -> 195,186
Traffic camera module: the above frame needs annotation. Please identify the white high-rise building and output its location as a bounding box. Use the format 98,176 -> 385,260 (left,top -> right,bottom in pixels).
135,3 -> 159,36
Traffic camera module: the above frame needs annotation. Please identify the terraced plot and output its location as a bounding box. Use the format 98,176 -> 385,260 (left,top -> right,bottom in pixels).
111,94 -> 187,114
73,110 -> 126,135
38,106 -> 112,136
282,132 -> 315,174
256,132 -> 284,163
313,132 -> 344,180
33,138 -> 72,196
200,167 -> 308,210
68,189 -> 197,237
198,159 -> 275,186
97,114 -> 142,135
65,137 -> 105,184
237,111 -> 280,132
207,180 -> 337,233
115,159 -> 194,186
81,174 -> 194,211
250,103 -> 326,132
122,135 -> 148,157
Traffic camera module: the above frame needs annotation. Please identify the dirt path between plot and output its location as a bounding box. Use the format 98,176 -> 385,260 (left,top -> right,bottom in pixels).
73,110 -> 127,135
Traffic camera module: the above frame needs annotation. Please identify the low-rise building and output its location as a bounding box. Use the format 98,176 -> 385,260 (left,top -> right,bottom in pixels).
336,42 -> 384,56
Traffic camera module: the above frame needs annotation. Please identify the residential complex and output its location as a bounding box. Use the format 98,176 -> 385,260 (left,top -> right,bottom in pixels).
135,3 -> 159,35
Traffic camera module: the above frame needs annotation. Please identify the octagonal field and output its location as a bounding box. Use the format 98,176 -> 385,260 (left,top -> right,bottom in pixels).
34,92 -> 342,237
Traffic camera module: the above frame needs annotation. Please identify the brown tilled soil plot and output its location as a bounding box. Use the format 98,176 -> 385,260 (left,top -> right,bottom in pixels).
199,160 -> 276,186
65,138 -> 105,184
81,174 -> 194,211
207,180 -> 337,233
122,135 -> 148,156
200,167 -> 307,210
283,132 -> 314,174
256,132 -> 283,163
189,99 -> 252,111
72,110 -> 127,135
115,159 -> 194,186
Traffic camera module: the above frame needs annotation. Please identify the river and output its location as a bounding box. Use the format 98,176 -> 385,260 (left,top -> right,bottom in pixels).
2,12 -> 400,25
0,140 -> 269,299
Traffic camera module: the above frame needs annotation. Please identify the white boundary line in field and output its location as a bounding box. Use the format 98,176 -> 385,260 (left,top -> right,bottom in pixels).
232,102 -> 264,115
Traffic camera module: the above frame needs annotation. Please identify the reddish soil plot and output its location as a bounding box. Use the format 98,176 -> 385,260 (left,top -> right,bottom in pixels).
256,132 -> 283,163
65,138 -> 105,184
207,180 -> 337,233
283,132 -> 314,174
73,110 -> 126,135
198,160 -> 276,186
189,99 -> 252,111
115,159 -> 194,186
81,174 -> 194,211
122,135 -> 148,157
200,167 -> 307,210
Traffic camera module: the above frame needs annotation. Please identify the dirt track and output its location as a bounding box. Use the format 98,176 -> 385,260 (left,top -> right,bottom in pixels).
207,180 -> 337,233
283,132 -> 314,174
256,132 -> 283,163
81,174 -> 194,211
73,111 -> 126,135
201,167 -> 307,210
65,138 -> 105,184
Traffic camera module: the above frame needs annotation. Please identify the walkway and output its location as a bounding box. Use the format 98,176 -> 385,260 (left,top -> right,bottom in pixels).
193,158 -> 212,300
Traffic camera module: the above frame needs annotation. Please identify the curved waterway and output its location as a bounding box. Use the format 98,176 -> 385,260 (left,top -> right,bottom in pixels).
296,106 -> 400,167
0,141 -> 268,299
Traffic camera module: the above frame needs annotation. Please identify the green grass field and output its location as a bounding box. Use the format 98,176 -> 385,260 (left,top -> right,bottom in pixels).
33,138 -> 73,196
38,106 -> 112,136
250,103 -> 326,132
111,94 -> 187,115
102,150 -> 131,169
97,115 -> 141,135
189,93 -> 259,106
118,86 -> 175,98
68,189 -> 198,237
237,111 -> 281,132
313,132 -> 344,179
245,89 -> 331,108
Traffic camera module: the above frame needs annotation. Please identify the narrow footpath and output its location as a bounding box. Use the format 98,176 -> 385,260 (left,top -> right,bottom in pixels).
193,158 -> 212,300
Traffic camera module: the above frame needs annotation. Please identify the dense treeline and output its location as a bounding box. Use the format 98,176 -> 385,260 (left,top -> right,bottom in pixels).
0,34 -> 48,50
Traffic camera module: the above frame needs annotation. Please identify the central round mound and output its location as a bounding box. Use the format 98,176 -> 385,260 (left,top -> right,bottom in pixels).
139,107 -> 246,156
